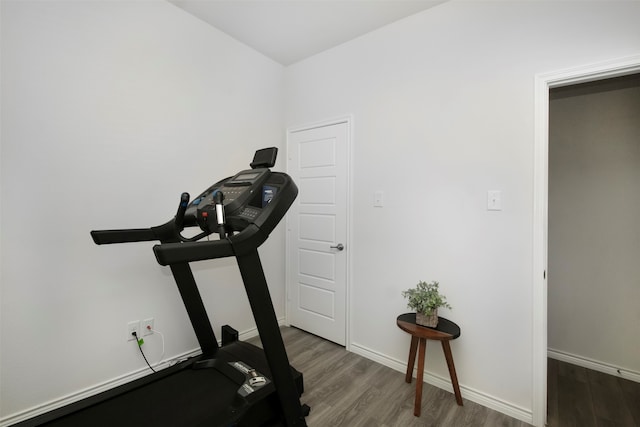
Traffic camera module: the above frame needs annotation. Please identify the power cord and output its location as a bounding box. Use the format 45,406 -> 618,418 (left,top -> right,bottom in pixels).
131,331 -> 156,373
147,326 -> 165,367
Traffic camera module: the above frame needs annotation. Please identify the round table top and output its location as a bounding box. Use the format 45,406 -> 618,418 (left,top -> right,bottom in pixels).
396,313 -> 461,340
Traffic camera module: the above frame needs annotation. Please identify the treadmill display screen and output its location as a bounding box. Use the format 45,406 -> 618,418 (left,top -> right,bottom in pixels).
234,172 -> 259,181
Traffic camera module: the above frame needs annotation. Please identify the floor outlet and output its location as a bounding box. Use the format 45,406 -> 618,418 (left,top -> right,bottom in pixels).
127,320 -> 140,341
142,318 -> 154,336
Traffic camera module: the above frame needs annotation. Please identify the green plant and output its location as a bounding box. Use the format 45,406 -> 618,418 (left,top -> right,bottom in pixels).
401,281 -> 451,314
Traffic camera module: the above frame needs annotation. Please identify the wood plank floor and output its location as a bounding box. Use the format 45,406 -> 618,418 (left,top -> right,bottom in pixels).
250,327 -> 530,426
252,327 -> 640,426
547,358 -> 640,427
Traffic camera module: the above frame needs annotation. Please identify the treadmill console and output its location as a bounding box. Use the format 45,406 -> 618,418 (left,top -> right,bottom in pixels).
90,147 -> 297,260
187,165 -> 291,235
188,168 -> 268,229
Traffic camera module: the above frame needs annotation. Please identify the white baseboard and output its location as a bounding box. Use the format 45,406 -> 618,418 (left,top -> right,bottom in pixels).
1,318 -> 286,427
548,348 -> 640,383
238,316 -> 287,342
349,342 -> 533,425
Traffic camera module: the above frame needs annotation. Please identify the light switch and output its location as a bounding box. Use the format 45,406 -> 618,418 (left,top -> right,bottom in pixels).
374,191 -> 384,207
487,190 -> 502,211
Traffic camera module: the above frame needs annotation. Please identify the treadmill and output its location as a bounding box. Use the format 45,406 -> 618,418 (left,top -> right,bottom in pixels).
19,148 -> 309,426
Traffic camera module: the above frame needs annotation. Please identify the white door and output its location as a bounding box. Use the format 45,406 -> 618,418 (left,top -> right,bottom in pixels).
286,120 -> 349,346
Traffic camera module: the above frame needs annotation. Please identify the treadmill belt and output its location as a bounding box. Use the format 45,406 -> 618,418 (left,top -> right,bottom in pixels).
44,368 -> 241,427
34,341 -> 302,427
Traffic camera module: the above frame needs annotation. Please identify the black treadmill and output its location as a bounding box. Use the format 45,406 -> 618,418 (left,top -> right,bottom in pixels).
19,148 -> 308,427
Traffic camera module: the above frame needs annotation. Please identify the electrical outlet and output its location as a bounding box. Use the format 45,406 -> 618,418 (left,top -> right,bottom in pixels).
127,320 -> 140,341
142,318 -> 154,336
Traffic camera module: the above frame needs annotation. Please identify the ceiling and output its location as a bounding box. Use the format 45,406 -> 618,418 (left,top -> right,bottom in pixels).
168,1 -> 446,66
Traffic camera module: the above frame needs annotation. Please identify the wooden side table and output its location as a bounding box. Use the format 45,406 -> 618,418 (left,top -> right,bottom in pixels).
396,313 -> 463,417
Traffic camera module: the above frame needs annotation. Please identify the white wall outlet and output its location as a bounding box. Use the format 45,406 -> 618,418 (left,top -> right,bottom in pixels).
127,320 -> 140,341
142,318 -> 154,336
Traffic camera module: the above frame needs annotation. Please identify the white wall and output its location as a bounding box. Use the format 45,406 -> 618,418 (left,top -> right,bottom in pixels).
284,0 -> 640,421
548,75 -> 640,374
3,0 -> 640,424
1,0 -> 284,421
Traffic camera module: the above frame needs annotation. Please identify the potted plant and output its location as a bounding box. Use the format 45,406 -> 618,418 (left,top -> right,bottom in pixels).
401,280 -> 451,327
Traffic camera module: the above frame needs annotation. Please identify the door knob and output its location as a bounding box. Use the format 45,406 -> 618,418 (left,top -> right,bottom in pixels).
330,243 -> 344,251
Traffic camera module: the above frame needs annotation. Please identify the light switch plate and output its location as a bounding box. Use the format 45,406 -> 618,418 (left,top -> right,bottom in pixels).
487,190 -> 502,211
374,191 -> 384,207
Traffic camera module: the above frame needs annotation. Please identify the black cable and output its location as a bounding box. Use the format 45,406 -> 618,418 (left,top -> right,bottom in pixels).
132,331 -> 156,373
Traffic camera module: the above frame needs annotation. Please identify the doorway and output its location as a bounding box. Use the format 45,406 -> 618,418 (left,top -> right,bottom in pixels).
547,73 -> 640,426
285,117 -> 352,347
533,55 -> 640,427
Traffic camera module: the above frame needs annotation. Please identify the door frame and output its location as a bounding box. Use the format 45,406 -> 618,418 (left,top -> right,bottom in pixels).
532,55 -> 640,427
285,115 -> 354,350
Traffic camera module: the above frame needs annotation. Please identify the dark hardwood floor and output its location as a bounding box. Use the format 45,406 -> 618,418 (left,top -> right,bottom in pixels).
547,358 -> 640,427
251,327 -> 530,426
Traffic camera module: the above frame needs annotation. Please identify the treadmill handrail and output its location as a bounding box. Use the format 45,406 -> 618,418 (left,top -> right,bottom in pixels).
91,218 -> 186,246
91,228 -> 158,245
153,224 -> 268,266
153,239 -> 235,265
